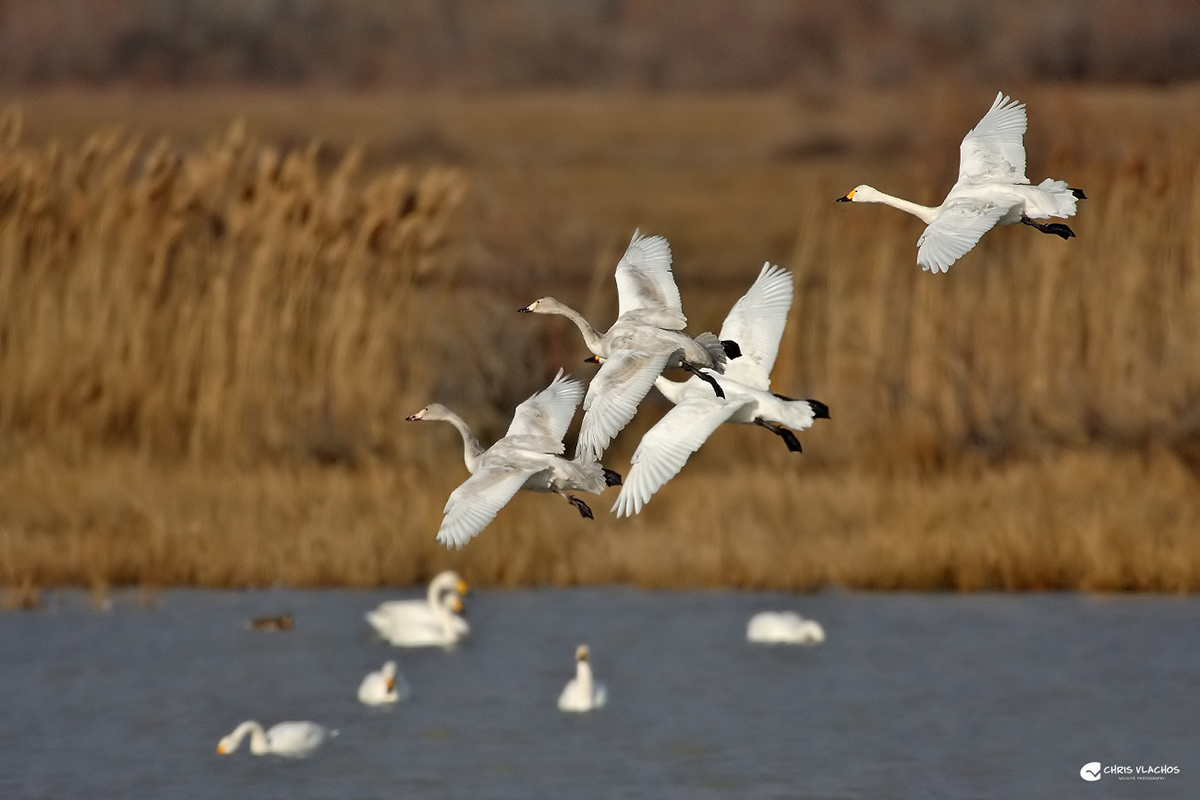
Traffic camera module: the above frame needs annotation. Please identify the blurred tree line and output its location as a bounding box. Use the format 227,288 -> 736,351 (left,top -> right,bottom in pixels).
1,0 -> 1198,90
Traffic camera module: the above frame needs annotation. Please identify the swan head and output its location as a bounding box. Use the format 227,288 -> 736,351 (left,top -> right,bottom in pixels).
519,297 -> 565,315
575,644 -> 590,663
405,403 -> 454,422
836,185 -> 878,204
448,593 -> 466,617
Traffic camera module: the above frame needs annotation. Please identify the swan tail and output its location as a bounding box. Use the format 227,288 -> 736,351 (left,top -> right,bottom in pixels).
772,396 -> 831,431
691,331 -> 728,372
567,457 -> 609,494
1033,178 -> 1081,219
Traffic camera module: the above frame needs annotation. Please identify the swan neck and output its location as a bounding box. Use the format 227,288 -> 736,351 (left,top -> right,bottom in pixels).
862,187 -> 939,224
653,375 -> 687,404
553,302 -> 604,353
576,660 -> 594,694
235,721 -> 268,754
443,412 -> 485,472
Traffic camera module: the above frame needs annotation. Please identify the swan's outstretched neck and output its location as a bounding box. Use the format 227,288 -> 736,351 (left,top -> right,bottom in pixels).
550,302 -> 605,354
440,411 -> 485,472
859,186 -> 939,224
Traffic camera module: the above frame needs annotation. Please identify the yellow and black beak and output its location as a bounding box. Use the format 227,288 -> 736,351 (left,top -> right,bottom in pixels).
835,189 -> 855,203
583,355 -> 600,364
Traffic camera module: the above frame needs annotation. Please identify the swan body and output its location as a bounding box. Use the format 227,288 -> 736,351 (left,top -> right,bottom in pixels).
613,264 -> 828,516
521,230 -> 733,461
407,370 -> 620,549
358,660 -> 410,706
368,590 -> 469,647
837,92 -> 1085,273
557,645 -> 607,713
217,720 -> 334,758
366,570 -> 468,635
747,611 -> 825,645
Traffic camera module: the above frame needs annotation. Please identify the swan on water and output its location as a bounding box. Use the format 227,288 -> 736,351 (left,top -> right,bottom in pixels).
747,611 -> 826,645
520,230 -> 739,461
368,590 -> 469,647
612,264 -> 828,517
837,92 -> 1086,273
366,570 -> 469,636
216,720 -> 335,758
358,660 -> 410,706
406,370 -> 621,549
557,644 -> 607,713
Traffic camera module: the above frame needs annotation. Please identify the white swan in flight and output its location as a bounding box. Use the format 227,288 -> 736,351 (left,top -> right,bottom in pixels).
747,611 -> 825,645
612,264 -> 828,517
520,230 -> 738,461
557,645 -> 607,712
837,92 -> 1086,273
407,370 -> 621,549
365,570 -> 468,636
369,590 -> 468,647
358,660 -> 410,706
217,720 -> 335,757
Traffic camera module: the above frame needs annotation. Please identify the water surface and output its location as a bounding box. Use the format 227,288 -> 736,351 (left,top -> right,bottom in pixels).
1,589 -> 1196,799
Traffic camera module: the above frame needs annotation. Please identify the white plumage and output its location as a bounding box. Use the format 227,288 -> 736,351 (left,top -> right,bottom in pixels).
747,612 -> 826,645
358,660 -> 410,706
838,92 -> 1085,273
216,720 -> 334,758
612,264 -> 828,517
557,644 -> 607,713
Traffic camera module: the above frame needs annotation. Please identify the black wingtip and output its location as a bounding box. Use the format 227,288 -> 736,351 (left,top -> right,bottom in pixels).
602,467 -> 623,487
1070,187 -> 1087,200
808,400 -> 831,420
721,340 -> 742,360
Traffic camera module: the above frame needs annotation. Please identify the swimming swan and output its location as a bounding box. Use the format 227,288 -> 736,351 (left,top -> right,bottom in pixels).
366,570 -> 469,635
407,370 -> 621,549
837,92 -> 1085,273
557,645 -> 607,713
747,611 -> 825,645
520,230 -> 737,461
368,591 -> 469,647
613,264 -> 828,516
358,660 -> 410,705
217,720 -> 334,757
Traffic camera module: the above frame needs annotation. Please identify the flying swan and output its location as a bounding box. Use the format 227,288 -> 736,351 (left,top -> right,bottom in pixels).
612,264 -> 828,517
557,645 -> 607,713
407,370 -> 621,549
217,721 -> 335,758
837,91 -> 1086,273
520,230 -> 738,461
358,660 -> 410,706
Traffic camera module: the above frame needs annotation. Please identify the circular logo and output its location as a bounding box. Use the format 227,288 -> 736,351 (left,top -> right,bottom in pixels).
1080,762 -> 1102,781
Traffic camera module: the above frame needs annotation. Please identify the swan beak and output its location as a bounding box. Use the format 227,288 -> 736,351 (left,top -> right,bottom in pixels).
217,744 -> 227,755
583,355 -> 601,364
836,189 -> 855,202
405,413 -> 422,421
518,306 -> 532,313
456,579 -> 470,595
386,678 -> 395,691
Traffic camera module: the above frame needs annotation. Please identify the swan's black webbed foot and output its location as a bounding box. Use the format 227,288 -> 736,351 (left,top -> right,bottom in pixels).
721,340 -> 742,360
568,495 -> 594,519
1021,216 -> 1076,240
755,417 -> 803,453
682,363 -> 725,399
602,468 -> 623,487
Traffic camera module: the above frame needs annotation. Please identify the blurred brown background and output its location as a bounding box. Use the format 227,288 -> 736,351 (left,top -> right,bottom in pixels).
0,1 -> 1198,597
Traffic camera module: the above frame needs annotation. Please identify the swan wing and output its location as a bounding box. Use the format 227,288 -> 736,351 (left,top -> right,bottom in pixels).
436,467 -> 538,549
718,263 -> 794,389
916,201 -> 1011,274
958,92 -> 1028,183
266,722 -> 326,755
614,230 -> 686,327
575,350 -> 671,462
612,396 -> 743,517
505,368 -> 583,446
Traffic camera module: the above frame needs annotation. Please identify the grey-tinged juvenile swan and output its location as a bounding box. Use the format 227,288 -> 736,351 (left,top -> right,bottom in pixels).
406,370 -> 621,549
520,230 -> 737,461
613,264 -> 829,517
837,92 -> 1085,273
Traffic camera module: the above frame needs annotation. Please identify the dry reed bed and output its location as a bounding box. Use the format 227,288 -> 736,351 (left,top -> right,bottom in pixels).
0,89 -> 1198,591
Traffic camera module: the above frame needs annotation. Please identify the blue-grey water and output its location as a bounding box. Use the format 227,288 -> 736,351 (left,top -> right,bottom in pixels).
1,588 -> 1196,799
